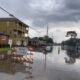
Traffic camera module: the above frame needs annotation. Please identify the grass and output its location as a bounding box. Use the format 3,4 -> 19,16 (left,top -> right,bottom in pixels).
0,47 -> 10,54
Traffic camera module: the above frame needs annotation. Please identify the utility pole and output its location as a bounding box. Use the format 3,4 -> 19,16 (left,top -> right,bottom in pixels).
47,24 -> 49,37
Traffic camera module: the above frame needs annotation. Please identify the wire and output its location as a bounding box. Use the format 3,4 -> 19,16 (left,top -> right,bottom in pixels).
0,6 -> 41,33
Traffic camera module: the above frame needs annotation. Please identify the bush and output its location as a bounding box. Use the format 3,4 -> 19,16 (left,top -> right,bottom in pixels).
0,44 -> 10,48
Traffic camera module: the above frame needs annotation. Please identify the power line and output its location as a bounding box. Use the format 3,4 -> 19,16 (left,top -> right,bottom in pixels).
0,6 -> 41,33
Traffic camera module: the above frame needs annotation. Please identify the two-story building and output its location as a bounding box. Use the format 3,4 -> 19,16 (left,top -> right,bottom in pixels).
0,18 -> 29,46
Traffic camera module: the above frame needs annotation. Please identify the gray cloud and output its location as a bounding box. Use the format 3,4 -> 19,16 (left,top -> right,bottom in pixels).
0,0 -> 80,27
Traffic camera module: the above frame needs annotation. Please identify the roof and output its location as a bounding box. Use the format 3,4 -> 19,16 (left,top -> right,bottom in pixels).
0,18 -> 29,28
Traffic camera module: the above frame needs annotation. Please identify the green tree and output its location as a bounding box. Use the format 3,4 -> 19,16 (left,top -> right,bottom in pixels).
66,31 -> 77,38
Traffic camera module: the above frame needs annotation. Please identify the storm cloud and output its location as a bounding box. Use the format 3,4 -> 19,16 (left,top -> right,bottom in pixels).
0,0 -> 80,27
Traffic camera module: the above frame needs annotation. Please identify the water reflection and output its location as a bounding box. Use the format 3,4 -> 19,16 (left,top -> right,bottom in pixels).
58,46 -> 60,54
0,49 -> 34,80
61,45 -> 80,64
64,50 -> 76,64
0,60 -> 15,74
0,60 -> 33,76
42,46 -> 53,72
1,46 -> 80,80
31,46 -> 80,80
0,60 -> 33,80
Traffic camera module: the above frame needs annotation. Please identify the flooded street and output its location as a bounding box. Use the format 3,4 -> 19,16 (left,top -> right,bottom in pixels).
0,0 -> 80,80
0,46 -> 80,80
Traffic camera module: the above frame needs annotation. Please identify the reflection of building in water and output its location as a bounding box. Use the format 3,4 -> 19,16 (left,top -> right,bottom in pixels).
0,50 -> 34,79
0,61 -> 15,74
0,61 -> 32,74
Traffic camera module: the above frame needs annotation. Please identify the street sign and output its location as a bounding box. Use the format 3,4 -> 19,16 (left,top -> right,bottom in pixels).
15,47 -> 27,55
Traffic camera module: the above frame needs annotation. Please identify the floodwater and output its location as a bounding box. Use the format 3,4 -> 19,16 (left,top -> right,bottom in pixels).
0,46 -> 80,80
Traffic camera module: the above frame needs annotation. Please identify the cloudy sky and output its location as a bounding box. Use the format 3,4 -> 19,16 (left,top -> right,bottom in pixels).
0,0 -> 80,42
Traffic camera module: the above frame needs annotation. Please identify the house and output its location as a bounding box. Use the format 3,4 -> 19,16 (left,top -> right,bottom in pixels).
0,18 -> 29,46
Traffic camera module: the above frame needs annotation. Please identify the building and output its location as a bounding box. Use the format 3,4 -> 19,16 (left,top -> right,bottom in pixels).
0,18 -> 29,46
30,37 -> 46,47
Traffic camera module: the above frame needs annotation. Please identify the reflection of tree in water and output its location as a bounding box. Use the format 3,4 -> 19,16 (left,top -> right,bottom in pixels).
64,56 -> 76,64
64,49 -> 80,64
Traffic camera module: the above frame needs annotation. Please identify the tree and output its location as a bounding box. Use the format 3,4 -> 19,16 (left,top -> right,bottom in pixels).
66,31 -> 77,38
43,35 -> 53,44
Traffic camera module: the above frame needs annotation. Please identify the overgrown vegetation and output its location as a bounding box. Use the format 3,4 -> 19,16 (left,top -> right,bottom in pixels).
0,44 -> 10,54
